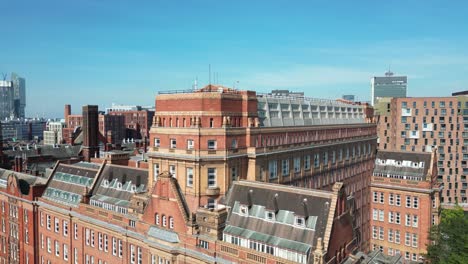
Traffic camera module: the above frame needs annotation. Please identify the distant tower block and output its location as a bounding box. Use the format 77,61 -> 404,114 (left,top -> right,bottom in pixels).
82,105 -> 99,161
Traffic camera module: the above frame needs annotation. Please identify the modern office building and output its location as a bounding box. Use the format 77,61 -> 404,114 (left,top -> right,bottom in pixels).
371,71 -> 407,106
0,73 -> 26,119
370,151 -> 440,262
375,95 -> 468,208
0,118 -> 47,141
148,85 -> 377,250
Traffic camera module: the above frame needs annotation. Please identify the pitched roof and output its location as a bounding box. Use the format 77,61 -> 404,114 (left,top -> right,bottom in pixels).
375,150 -> 432,179
223,181 -> 335,253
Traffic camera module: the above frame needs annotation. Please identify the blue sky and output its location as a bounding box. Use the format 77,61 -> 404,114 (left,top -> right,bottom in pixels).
1,0 -> 468,118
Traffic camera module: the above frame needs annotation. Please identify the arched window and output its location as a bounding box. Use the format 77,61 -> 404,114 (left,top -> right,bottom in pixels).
169,217 -> 174,229
155,213 -> 159,225
162,215 -> 167,227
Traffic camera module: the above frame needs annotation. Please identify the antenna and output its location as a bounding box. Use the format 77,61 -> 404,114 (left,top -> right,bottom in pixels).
208,64 -> 211,85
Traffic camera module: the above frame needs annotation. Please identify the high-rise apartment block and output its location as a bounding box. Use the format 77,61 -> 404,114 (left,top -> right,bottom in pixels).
371,71 -> 407,106
375,95 -> 468,207
148,85 -> 377,250
370,151 -> 440,262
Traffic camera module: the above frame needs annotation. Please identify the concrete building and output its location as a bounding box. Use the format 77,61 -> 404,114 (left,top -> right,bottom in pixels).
371,71 -> 407,106
11,73 -> 26,119
148,85 -> 377,250
0,168 -> 47,264
370,151 -> 440,262
106,103 -> 155,140
375,96 -> 468,208
44,121 -> 66,145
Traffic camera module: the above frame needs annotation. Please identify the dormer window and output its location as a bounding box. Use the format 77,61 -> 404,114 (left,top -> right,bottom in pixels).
102,180 -> 109,187
239,205 -> 248,216
117,182 -> 122,190
295,216 -> 305,227
265,211 -> 275,221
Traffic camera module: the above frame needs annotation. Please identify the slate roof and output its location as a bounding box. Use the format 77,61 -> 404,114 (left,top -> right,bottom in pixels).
4,145 -> 81,159
223,180 -> 334,254
43,162 -> 100,206
90,164 -> 148,209
374,151 -> 432,179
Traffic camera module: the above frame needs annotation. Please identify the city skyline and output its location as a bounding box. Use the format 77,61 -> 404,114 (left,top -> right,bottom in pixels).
2,0 -> 468,118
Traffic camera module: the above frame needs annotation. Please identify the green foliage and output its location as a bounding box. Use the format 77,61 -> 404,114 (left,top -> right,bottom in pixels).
425,206 -> 468,264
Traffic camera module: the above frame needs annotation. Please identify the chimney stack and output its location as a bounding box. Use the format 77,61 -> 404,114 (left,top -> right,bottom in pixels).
82,105 -> 99,162
64,104 -> 71,124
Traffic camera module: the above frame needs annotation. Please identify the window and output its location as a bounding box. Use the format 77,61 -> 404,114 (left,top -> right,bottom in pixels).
130,244 -> 135,264
170,138 -> 176,148
186,139 -> 194,150
55,218 -> 60,233
64,244 -> 68,260
99,232 -> 103,250
265,211 -> 275,221
323,151 -> 328,165
413,197 -> 419,208
389,212 -> 394,223
395,230 -> 400,244
314,153 -> 320,168
373,192 -> 378,203
47,237 -> 51,253
269,160 -> 278,179
199,240 -> 209,249
231,166 -> 238,181
405,232 -> 411,246
395,212 -> 401,224
388,229 -> 394,242
169,165 -> 176,178
379,226 -> 384,240
40,212 -> 44,226
406,196 -> 411,208
380,192 -> 384,204
413,215 -> 418,227
129,220 -> 136,228
91,230 -> 95,247
208,140 -> 217,150
295,216 -> 305,227
169,217 -> 174,229
118,239 -> 123,258
55,240 -> 60,256
74,223 -> 78,240
155,213 -> 160,225
112,238 -> 117,256
396,194 -> 401,206
389,193 -> 394,205
412,233 -> 418,247
47,215 -> 51,230
154,138 -> 160,147
85,229 -> 90,245
304,155 -> 311,170
379,210 -> 384,222
372,226 -> 377,239
373,209 -> 378,220
63,221 -> 68,237
405,214 -> 411,226
239,205 -> 248,215
186,168 -> 193,187
153,163 -> 160,181
208,168 -> 217,187
281,159 -> 289,176
162,215 -> 167,227
294,157 -> 301,173
231,139 -> 237,149
104,234 -> 108,252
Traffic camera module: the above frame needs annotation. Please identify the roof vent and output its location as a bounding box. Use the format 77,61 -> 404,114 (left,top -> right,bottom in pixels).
247,189 -> 253,209
273,193 -> 279,213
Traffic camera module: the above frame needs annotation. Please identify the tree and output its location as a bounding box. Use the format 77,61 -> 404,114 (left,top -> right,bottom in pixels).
425,206 -> 468,264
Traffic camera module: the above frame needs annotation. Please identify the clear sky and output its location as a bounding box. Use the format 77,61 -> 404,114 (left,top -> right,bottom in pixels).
2,0 -> 468,118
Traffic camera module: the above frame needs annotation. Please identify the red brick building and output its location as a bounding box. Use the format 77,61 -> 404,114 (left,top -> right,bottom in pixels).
375,96 -> 468,208
148,85 -> 377,250
370,150 -> 440,262
106,105 -> 155,140
0,168 -> 47,264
